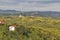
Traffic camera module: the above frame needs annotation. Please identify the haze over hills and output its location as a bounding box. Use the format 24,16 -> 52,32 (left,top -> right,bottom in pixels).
0,10 -> 60,18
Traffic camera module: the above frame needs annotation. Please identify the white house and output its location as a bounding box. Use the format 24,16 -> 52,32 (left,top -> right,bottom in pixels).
19,15 -> 24,18
19,15 -> 22,17
9,25 -> 16,31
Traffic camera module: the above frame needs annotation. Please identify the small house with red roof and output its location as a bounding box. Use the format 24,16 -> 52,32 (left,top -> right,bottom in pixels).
0,20 -> 5,24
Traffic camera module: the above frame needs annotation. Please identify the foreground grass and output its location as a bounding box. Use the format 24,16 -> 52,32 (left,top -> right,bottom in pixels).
0,16 -> 60,40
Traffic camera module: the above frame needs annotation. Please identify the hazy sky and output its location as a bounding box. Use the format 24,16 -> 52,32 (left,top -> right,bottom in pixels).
0,0 -> 60,11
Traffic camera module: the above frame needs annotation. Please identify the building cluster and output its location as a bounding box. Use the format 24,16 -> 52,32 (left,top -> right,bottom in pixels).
0,20 -> 17,31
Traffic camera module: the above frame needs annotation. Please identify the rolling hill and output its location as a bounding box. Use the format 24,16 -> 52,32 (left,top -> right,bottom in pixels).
0,16 -> 60,40
0,10 -> 60,18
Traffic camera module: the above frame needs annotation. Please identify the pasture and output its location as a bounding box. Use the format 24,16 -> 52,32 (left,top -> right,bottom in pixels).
0,16 -> 60,40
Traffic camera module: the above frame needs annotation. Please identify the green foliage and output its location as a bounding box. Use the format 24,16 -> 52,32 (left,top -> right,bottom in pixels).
0,16 -> 60,40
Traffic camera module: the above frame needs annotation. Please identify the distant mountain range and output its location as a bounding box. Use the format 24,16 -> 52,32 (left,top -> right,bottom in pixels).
0,9 -> 17,12
0,10 -> 60,18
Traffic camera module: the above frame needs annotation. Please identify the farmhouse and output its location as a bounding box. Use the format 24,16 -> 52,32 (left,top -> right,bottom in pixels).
0,20 -> 5,24
9,25 -> 16,31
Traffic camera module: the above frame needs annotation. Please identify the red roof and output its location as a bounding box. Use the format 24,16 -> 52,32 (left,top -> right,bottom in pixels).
0,20 -> 4,22
12,25 -> 16,27
0,20 -> 5,24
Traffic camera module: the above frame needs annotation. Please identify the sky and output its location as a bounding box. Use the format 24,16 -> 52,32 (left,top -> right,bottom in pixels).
0,0 -> 60,11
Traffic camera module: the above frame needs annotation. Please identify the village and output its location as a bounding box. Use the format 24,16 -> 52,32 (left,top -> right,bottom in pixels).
0,15 -> 23,31
0,15 -> 34,32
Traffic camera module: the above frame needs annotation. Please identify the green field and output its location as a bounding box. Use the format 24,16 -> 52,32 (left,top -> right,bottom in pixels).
0,16 -> 60,40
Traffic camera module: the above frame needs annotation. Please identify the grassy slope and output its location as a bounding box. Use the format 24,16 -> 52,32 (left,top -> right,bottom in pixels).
0,16 -> 60,40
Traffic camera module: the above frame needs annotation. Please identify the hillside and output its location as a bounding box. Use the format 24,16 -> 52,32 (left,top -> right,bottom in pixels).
0,16 -> 60,40
0,10 -> 60,18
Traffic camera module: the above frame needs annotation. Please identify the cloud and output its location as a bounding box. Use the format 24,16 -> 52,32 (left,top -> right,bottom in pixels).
0,2 -> 60,11
0,0 -> 17,3
20,0 -> 54,1
0,0 -> 60,11
0,0 -> 15,2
